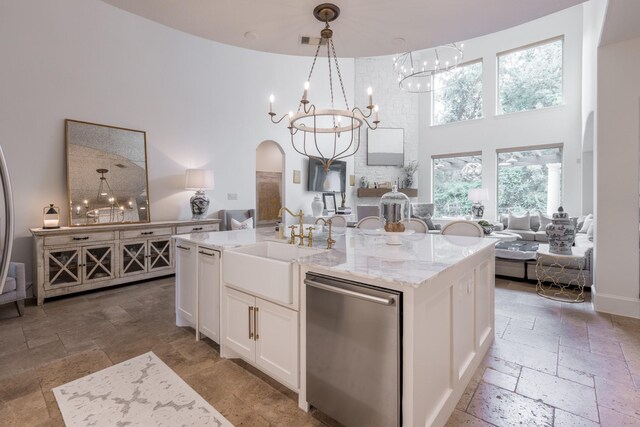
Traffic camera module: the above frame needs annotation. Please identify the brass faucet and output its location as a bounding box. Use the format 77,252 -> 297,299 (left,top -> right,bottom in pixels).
315,218 -> 336,249
278,207 -> 311,246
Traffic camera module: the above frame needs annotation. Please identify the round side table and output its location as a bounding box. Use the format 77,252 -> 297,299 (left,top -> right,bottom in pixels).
535,244 -> 586,303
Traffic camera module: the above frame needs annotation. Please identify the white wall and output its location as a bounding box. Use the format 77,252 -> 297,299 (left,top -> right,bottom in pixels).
417,6 -> 584,220
594,35 -> 640,318
0,0 -> 354,283
352,56 -> 420,205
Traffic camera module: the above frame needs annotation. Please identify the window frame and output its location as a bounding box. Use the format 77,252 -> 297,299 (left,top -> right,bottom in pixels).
496,36 -> 565,116
431,151 -> 483,218
495,143 -> 564,216
430,58 -> 484,127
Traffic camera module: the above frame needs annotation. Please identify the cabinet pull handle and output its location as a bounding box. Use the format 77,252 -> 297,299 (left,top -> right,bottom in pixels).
73,236 -> 89,241
248,306 -> 254,339
254,306 -> 259,340
176,245 -> 190,251
198,251 -> 215,257
193,227 -> 203,231
141,231 -> 154,235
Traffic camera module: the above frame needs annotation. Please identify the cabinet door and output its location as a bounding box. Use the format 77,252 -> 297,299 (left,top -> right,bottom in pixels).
148,238 -> 172,272
82,244 -> 115,283
198,248 -> 220,343
223,287 -> 255,361
44,248 -> 81,290
453,271 -> 476,381
176,242 -> 197,326
121,241 -> 147,277
255,298 -> 299,389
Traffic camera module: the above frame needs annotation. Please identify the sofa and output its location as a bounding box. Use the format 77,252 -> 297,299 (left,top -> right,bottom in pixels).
495,212 -> 594,286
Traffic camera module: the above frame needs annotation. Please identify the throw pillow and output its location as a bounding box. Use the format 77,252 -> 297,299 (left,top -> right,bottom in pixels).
231,217 -> 253,230
507,212 -> 531,231
587,223 -> 594,242
579,214 -> 593,234
538,211 -> 552,228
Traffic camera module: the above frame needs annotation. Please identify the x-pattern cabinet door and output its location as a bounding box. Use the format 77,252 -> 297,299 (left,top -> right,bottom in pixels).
148,238 -> 172,272
121,240 -> 147,277
44,248 -> 81,290
82,244 -> 115,284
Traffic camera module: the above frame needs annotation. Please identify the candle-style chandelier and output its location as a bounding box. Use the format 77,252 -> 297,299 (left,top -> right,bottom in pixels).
269,3 -> 380,171
393,43 -> 464,93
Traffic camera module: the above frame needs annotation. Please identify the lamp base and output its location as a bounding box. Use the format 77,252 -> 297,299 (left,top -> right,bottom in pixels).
190,190 -> 210,220
471,203 -> 484,219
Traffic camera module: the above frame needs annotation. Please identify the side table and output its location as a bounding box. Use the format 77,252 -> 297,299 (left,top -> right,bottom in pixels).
535,244 -> 586,303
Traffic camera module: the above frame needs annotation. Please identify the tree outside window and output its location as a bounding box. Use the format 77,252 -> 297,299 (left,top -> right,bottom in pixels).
498,38 -> 563,115
433,154 -> 482,217
432,61 -> 483,125
497,147 -> 563,215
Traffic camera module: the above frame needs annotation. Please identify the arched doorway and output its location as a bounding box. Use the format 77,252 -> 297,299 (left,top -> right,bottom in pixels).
256,140 -> 285,227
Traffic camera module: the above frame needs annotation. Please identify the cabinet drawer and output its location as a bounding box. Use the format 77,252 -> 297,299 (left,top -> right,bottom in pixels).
176,224 -> 219,234
44,231 -> 115,246
120,227 -> 172,240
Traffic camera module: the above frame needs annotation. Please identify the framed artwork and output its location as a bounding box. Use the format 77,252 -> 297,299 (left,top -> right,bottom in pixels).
322,193 -> 336,213
367,128 -> 404,166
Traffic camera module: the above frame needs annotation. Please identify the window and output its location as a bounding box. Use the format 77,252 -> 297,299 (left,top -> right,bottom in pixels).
497,146 -> 563,215
432,153 -> 482,217
432,60 -> 483,125
498,38 -> 563,115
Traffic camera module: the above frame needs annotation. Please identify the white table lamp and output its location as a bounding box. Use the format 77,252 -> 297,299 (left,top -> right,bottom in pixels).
185,169 -> 214,220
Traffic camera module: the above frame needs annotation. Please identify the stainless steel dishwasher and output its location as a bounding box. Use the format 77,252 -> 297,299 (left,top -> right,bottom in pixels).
305,273 -> 402,427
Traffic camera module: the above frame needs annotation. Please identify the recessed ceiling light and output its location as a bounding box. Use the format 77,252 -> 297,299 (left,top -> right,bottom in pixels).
391,37 -> 405,46
244,31 -> 258,40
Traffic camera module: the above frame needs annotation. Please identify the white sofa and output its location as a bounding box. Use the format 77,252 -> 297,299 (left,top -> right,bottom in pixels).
495,214 -> 593,286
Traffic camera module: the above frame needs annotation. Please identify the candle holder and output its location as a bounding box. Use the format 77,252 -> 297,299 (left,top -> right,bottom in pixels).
43,204 -> 60,229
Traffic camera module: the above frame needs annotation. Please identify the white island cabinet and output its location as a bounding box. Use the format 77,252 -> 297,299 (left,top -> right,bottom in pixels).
174,238 -> 221,343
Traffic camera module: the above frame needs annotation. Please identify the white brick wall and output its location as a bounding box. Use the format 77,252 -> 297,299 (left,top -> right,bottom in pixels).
351,55 -> 420,205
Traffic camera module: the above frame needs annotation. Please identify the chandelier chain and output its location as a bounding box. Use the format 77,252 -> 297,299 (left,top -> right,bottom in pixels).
330,39 -> 350,110
300,42 -> 323,113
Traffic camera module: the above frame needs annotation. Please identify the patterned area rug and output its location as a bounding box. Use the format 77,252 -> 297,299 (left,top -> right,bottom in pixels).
53,352 -> 233,427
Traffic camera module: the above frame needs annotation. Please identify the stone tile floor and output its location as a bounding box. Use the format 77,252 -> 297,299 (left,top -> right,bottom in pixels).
0,277 -> 638,426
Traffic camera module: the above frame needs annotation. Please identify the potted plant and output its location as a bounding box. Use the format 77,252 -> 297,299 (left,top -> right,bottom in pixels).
403,161 -> 419,188
477,220 -> 494,235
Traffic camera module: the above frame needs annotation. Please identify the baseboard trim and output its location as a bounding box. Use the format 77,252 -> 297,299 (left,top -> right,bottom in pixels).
592,287 -> 640,319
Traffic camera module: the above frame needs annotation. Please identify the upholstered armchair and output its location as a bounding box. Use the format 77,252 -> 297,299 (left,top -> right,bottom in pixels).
1,262 -> 26,316
218,209 -> 256,230
411,203 -> 441,231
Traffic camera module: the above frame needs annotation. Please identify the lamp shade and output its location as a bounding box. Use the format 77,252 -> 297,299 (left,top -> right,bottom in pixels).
468,188 -> 489,203
185,169 -> 214,190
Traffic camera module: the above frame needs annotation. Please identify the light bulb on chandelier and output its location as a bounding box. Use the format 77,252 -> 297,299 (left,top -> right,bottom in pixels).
268,3 -> 380,172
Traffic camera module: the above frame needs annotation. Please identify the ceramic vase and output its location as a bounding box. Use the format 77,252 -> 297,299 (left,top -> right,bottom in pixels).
311,195 -> 324,217
545,206 -> 575,255
190,190 -> 210,220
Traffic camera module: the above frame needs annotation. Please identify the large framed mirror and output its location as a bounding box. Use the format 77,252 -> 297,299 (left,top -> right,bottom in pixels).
66,119 -> 150,226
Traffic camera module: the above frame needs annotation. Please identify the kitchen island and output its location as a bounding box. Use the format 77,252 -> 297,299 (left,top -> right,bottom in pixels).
296,231 -> 496,427
174,228 -> 495,427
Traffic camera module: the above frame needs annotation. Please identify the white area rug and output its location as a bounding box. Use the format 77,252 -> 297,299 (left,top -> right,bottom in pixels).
53,352 -> 233,427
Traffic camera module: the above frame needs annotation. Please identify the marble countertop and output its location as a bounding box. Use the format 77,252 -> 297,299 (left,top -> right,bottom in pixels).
299,229 -> 496,288
175,228 -> 495,288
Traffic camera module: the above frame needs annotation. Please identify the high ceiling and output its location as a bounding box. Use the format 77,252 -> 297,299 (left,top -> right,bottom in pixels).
99,0 -> 587,57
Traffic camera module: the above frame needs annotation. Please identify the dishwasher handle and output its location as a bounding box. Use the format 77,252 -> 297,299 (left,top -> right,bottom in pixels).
305,279 -> 395,306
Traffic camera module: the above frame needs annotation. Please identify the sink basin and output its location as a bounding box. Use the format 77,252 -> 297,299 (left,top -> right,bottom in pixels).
223,242 -> 323,304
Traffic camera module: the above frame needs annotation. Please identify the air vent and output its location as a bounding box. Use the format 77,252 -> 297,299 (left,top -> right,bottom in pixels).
300,36 -> 327,46
114,163 -> 127,168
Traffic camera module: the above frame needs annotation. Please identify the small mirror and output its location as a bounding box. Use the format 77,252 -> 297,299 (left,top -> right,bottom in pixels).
367,128 -> 404,166
66,120 -> 150,226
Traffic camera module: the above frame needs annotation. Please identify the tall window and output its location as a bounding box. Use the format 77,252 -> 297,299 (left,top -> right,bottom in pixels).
433,153 -> 482,217
498,38 -> 563,115
432,60 -> 483,125
497,146 -> 563,215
